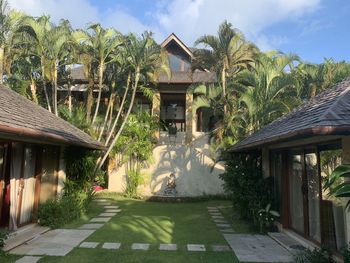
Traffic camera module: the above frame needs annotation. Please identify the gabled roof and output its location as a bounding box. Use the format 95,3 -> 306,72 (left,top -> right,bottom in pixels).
231,77 -> 350,152
161,33 -> 193,58
0,85 -> 103,149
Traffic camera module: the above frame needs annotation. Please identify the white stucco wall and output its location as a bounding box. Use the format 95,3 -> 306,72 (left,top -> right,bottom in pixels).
57,146 -> 66,197
108,134 -> 225,196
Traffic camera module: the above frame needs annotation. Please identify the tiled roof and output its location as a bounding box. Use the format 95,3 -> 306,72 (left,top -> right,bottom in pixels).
231,77 -> 350,151
157,71 -> 217,83
0,85 -> 103,149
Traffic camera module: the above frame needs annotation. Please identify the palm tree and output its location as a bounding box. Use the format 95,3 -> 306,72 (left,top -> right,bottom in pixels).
21,15 -> 54,112
97,32 -> 169,170
193,20 -> 256,113
46,20 -> 71,115
239,51 -> 299,134
0,0 -> 24,84
73,24 -> 123,124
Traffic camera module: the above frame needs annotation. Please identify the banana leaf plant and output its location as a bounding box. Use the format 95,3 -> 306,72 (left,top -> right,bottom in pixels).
323,164 -> 350,208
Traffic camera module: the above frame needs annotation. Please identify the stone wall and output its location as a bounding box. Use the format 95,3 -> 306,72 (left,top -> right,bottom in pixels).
108,134 -> 225,197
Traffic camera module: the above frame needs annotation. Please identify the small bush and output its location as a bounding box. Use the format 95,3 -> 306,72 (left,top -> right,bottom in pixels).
38,185 -> 94,228
294,247 -> 334,263
0,230 -> 9,248
343,245 -> 350,263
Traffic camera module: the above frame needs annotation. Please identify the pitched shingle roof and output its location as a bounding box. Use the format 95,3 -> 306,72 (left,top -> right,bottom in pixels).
0,85 -> 103,149
158,71 -> 216,84
231,77 -> 350,151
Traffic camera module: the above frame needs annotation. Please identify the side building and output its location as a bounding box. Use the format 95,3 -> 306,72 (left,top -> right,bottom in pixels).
0,85 -> 101,230
230,77 -> 350,253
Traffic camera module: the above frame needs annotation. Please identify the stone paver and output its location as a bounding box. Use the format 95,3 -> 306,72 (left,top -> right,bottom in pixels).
131,243 -> 150,250
90,217 -> 111,223
10,229 -> 95,256
213,219 -> 229,224
104,205 -> 119,209
15,256 -> 42,263
105,209 -> 120,213
94,199 -> 108,202
207,206 -> 217,209
187,244 -> 206,252
79,242 -> 99,248
211,215 -> 225,219
102,242 -> 121,250
79,223 -> 104,230
220,228 -> 235,233
212,245 -> 232,252
224,234 -> 293,262
159,244 -> 177,251
99,212 -> 117,217
209,212 -> 222,216
216,223 -> 231,228
97,202 -> 112,205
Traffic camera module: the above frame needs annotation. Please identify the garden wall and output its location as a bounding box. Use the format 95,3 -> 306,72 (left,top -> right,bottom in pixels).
108,134 -> 225,196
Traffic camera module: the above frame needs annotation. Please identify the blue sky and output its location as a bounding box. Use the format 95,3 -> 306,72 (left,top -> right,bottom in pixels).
8,0 -> 350,63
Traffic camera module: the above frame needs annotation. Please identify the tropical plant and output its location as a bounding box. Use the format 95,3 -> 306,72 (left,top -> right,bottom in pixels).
294,247 -> 334,263
97,31 -> 169,171
73,24 -> 123,124
257,203 -> 280,233
323,164 -> 350,208
193,20 -> 256,113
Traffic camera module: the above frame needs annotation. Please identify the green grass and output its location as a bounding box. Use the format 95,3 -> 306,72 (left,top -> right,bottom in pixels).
2,194 -> 254,262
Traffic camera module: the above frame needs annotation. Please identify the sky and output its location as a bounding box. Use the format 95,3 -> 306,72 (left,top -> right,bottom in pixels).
7,0 -> 350,63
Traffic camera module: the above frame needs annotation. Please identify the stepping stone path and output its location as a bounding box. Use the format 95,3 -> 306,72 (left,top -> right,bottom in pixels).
159,244 -> 177,251
99,212 -> 117,217
79,242 -> 99,248
131,243 -> 150,250
187,244 -> 206,252
15,256 -> 42,263
212,245 -> 232,252
207,206 -> 235,235
102,242 -> 121,250
90,217 -> 111,223
104,205 -> 119,209
79,223 -> 104,230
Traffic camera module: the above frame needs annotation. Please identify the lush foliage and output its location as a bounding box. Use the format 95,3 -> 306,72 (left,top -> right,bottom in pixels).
343,245 -> 350,263
112,112 -> 158,197
257,203 -> 280,233
294,247 -> 334,263
324,164 -> 350,207
220,153 -> 274,221
0,229 -> 8,247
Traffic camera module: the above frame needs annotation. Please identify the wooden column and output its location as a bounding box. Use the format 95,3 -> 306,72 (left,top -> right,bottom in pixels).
152,91 -> 160,140
185,92 -> 193,144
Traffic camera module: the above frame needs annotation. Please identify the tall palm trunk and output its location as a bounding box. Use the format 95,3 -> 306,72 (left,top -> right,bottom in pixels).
0,45 -> 4,84
53,60 -> 59,116
98,92 -> 114,141
92,62 -> 104,125
97,68 -> 139,170
67,75 -> 72,115
222,64 -> 227,114
41,57 -> 52,112
86,72 -> 94,121
30,78 -> 38,104
105,73 -> 131,146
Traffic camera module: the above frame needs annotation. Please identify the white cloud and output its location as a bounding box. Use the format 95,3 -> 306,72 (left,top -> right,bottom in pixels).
8,0 -> 321,50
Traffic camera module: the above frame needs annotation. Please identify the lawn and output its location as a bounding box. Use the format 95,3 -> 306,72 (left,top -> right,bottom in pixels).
1,194 -> 255,263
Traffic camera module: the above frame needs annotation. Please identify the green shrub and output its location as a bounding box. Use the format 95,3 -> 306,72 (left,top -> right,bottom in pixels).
220,153 -> 274,221
294,247 -> 334,263
38,184 -> 94,228
0,230 -> 8,248
343,245 -> 350,263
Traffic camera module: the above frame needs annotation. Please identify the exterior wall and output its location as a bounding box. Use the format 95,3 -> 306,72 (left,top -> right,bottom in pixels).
108,134 -> 225,196
185,92 -> 193,143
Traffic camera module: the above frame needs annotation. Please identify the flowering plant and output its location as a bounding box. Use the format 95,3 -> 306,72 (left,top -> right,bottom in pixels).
257,203 -> 280,233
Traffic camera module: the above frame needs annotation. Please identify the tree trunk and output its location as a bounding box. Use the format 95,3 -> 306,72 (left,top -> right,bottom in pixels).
0,45 -> 4,84
222,65 -> 227,114
105,73 -> 131,146
53,60 -> 59,116
107,93 -> 115,130
98,92 -> 114,142
30,78 -> 38,104
91,62 -> 104,125
41,57 -> 52,112
97,68 -> 140,171
86,72 -> 94,122
67,76 -> 72,115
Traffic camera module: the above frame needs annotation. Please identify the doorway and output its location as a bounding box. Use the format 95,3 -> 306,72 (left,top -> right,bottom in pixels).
289,150 -> 321,242
0,144 -> 11,227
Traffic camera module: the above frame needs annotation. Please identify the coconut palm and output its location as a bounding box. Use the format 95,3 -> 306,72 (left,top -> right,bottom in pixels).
239,51 -> 299,134
97,32 -> 169,170
21,15 -> 55,112
46,20 -> 72,115
73,24 -> 123,124
193,20 -> 257,113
